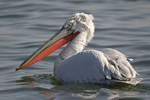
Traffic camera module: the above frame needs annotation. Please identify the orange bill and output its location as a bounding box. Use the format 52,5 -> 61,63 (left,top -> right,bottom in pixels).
16,28 -> 79,71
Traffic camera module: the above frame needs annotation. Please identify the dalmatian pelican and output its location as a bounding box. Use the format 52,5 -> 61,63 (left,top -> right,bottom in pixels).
16,12 -> 142,85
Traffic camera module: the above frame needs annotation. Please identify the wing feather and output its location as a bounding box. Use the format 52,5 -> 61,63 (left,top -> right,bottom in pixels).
101,48 -> 138,79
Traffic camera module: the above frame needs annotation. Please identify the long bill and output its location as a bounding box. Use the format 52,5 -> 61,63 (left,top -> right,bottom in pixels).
16,28 -> 79,71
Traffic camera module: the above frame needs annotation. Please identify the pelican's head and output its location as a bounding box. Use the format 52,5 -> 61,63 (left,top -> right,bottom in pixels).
16,12 -> 94,71
64,12 -> 94,37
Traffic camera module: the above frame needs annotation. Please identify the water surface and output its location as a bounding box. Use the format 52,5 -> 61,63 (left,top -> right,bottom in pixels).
0,0 -> 150,100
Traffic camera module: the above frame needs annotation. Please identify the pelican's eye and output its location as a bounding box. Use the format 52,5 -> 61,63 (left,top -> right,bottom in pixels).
67,23 -> 73,28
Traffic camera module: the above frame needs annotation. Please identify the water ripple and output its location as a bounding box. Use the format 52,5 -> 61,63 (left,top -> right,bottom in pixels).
0,0 -> 150,100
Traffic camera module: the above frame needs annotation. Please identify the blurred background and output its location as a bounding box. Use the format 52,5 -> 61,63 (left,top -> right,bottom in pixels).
0,0 -> 150,100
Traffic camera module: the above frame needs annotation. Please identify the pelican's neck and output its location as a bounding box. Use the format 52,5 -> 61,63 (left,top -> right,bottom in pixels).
59,32 -> 87,59
54,30 -> 92,75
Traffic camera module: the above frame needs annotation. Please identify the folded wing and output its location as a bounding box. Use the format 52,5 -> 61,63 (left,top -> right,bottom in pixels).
55,49 -> 141,85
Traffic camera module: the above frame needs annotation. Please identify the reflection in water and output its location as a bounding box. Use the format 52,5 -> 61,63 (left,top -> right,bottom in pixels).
40,92 -> 58,96
16,74 -> 62,85
71,89 -> 100,98
43,97 -> 55,100
16,74 -> 150,99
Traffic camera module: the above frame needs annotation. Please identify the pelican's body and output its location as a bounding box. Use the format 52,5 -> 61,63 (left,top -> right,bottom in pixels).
55,48 -> 141,85
16,12 -> 142,85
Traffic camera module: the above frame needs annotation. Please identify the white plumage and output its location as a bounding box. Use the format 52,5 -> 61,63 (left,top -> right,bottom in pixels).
55,49 -> 140,85
53,13 -> 141,85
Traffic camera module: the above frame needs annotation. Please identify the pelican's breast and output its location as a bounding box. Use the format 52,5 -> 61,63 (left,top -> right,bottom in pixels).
55,50 -> 111,84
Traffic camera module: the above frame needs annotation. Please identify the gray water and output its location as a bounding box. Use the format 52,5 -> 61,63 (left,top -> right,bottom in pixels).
0,0 -> 150,100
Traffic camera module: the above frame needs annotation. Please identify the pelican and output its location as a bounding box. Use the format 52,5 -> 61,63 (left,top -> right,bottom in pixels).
16,12 -> 142,85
